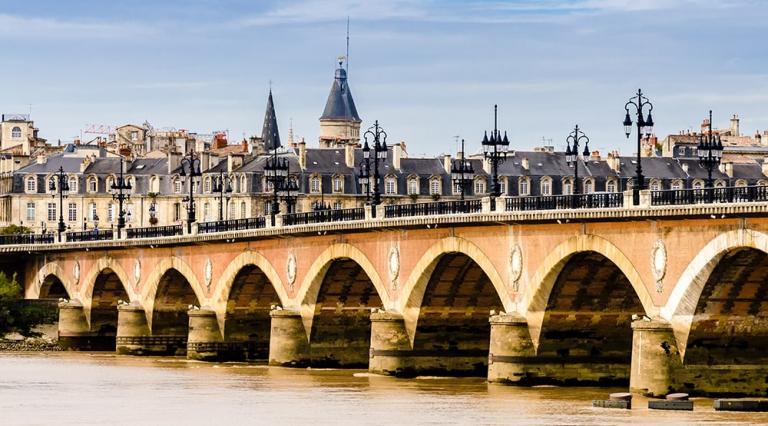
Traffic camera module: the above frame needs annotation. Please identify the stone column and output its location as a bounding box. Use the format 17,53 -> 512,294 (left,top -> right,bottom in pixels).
58,299 -> 92,350
369,311 -> 413,376
487,313 -> 537,384
187,308 -> 225,361
268,309 -> 310,367
630,318 -> 680,397
116,303 -> 151,355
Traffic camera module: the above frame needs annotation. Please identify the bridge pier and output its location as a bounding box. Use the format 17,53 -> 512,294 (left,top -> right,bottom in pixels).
369,311 -> 413,376
186,308 -> 229,361
116,303 -> 152,355
630,318 -> 680,397
268,309 -> 310,367
58,299 -> 93,350
487,313 -> 537,384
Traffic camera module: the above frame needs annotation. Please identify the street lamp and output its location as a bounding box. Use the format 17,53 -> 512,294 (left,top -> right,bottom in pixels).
110,155 -> 132,238
48,166 -> 69,241
148,200 -> 157,225
359,152 -> 371,203
697,110 -> 723,195
278,163 -> 299,214
623,88 -> 654,205
212,171 -> 233,221
481,105 -> 509,202
92,213 -> 100,232
565,124 -> 590,203
179,151 -> 202,233
264,150 -> 288,225
451,139 -> 474,201
363,120 -> 388,210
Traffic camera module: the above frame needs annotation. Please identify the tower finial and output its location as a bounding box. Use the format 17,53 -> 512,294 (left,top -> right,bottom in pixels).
346,17 -> 350,74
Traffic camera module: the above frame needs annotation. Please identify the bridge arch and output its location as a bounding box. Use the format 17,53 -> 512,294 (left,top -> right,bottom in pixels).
34,262 -> 74,300
662,229 -> 768,359
141,256 -> 206,330
400,236 -> 510,343
80,258 -> 135,322
524,234 -> 655,349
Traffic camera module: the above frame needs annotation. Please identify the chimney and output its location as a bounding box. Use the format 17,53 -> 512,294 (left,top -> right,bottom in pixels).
392,142 -> 405,171
719,162 -> 734,177
298,138 -> 307,170
443,154 -> 452,174
522,157 -> 529,171
681,162 -> 689,174
606,151 -> 621,172
730,114 -> 740,136
590,150 -> 601,161
168,151 -> 181,174
345,143 -> 355,168
227,153 -> 243,173
79,157 -> 90,173
200,151 -> 210,172
36,155 -> 47,165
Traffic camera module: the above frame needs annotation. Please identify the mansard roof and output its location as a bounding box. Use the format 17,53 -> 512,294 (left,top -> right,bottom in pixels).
320,65 -> 361,122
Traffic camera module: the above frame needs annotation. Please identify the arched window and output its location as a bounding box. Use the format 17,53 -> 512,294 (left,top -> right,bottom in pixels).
670,180 -> 683,190
758,180 -> 768,187
499,177 -> 507,195
606,179 -> 617,193
540,177 -> 552,196
88,176 -> 97,193
584,178 -> 594,194
649,179 -> 661,191
407,177 -> 419,195
332,176 -> 344,193
89,202 -> 97,220
11,126 -> 21,139
519,178 -> 530,196
240,175 -> 247,193
715,179 -> 726,188
68,176 -> 78,194
384,176 -> 396,195
429,178 -> 441,195
563,180 -> 572,195
692,180 -> 704,189
124,175 -> 134,193
173,178 -> 182,194
240,201 -> 247,219
735,179 -> 748,187
310,176 -> 321,194
149,176 -> 159,193
25,176 -> 36,193
474,178 -> 486,195
106,176 -> 115,192
204,177 -> 212,193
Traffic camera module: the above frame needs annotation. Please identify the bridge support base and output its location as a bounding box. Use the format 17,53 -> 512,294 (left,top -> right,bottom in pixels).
369,311 -> 413,376
630,318 -> 680,397
269,309 -> 310,367
58,299 -> 93,350
487,313 -> 536,384
187,308 -> 226,361
116,303 -> 151,356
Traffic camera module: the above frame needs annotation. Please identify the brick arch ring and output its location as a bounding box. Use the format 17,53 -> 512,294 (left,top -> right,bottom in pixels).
140,256 -> 207,331
523,234 -> 655,351
661,228 -> 768,360
399,236 -> 511,346
33,261 -> 75,300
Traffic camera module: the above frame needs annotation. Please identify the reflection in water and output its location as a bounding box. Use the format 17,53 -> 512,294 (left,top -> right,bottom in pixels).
0,353 -> 764,425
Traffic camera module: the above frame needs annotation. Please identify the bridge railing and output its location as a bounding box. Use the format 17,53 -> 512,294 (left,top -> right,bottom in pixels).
384,199 -> 482,218
0,233 -> 54,245
651,185 -> 768,206
505,192 -> 624,211
66,229 -> 114,242
126,225 -> 183,239
283,207 -> 365,226
198,217 -> 266,234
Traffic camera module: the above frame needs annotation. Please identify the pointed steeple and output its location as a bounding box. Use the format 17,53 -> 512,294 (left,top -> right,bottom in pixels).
261,89 -> 281,150
320,59 -> 361,122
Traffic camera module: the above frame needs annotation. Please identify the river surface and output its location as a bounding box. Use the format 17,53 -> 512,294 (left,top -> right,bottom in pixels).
1,352 -> 766,425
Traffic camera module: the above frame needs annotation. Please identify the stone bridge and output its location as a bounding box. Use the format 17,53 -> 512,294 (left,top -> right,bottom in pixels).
3,198 -> 768,397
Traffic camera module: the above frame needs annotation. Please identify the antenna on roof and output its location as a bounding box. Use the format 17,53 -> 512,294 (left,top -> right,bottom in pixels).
346,17 -> 350,74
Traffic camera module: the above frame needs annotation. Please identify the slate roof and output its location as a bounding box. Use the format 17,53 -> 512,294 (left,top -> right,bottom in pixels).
320,65 -> 360,122
261,90 -> 281,150
16,154 -> 83,174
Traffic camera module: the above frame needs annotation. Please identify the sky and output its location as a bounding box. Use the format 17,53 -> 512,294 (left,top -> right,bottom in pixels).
1,0 -> 768,157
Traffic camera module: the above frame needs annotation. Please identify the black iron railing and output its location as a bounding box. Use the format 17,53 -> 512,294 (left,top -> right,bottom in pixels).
126,225 -> 183,239
384,200 -> 483,218
198,217 -> 267,234
505,192 -> 624,211
66,229 -> 114,242
651,185 -> 768,206
0,233 -> 55,245
283,208 -> 365,226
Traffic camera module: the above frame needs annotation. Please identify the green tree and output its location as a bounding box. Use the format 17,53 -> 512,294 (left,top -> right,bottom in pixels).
0,225 -> 32,235
0,272 -> 47,336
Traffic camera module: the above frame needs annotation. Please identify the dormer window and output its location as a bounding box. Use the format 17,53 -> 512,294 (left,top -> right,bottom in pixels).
429,178 -> 441,195
310,176 -> 321,194
87,176 -> 97,193
519,177 -> 530,196
68,176 -> 78,194
407,177 -> 419,195
649,179 -> 661,191
584,178 -> 595,194
332,176 -> 344,193
474,178 -> 486,195
240,175 -> 247,193
384,176 -> 397,195
606,178 -> 618,193
25,176 -> 36,193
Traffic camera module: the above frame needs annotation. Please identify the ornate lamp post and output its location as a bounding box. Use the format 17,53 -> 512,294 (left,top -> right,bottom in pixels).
363,120 -> 388,210
265,150 -> 288,225
212,171 -> 233,221
565,125 -> 590,201
148,200 -> 157,225
697,110 -> 723,195
623,89 -> 654,205
359,151 -> 371,203
110,156 -> 132,238
451,139 -> 474,201
179,151 -> 202,234
92,213 -> 100,233
278,163 -> 299,214
481,105 -> 509,203
49,166 -> 70,241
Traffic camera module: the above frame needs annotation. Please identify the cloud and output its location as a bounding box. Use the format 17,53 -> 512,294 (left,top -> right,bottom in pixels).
128,81 -> 227,90
235,0 -> 428,27
0,13 -> 156,39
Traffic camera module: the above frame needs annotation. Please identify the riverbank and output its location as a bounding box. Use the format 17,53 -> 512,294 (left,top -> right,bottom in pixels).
0,324 -> 61,351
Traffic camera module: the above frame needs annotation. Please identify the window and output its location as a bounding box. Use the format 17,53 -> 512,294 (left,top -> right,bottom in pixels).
606,179 -> 617,193
333,201 -> 342,210
499,178 -> 507,195
385,177 -> 396,195
408,178 -> 419,195
25,176 -> 36,193
429,179 -> 440,195
310,176 -> 321,194
584,179 -> 594,194
88,202 -> 97,221
68,203 -> 77,222
107,203 -> 114,222
474,179 -> 486,195
11,126 -> 21,139
173,203 -> 181,222
47,203 -> 56,222
68,176 -> 78,194
106,176 -> 115,191
240,176 -> 247,193
240,201 -> 247,219
519,178 -> 530,196
173,178 -> 182,194
26,202 -> 35,221
264,201 -> 272,215
130,131 -> 139,141
540,178 -> 552,196
453,182 -> 462,195
693,180 -> 703,189
203,202 -> 210,221
124,176 -> 134,193
670,180 -> 683,190
48,177 -> 56,194
333,177 -> 343,193
563,181 -> 572,195
715,180 -> 726,188
649,180 -> 661,191
88,176 -> 97,193
149,176 -> 159,193
204,177 -> 212,193
735,179 -> 748,187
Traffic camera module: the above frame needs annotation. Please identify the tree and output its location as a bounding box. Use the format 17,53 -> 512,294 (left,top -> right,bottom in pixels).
0,272 -> 47,336
0,225 -> 32,235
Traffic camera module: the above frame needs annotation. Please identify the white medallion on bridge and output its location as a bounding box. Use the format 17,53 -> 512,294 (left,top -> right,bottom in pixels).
133,259 -> 141,286
73,261 -> 80,285
286,253 -> 297,290
651,239 -> 667,293
388,246 -> 400,285
510,245 -> 523,292
204,258 -> 213,289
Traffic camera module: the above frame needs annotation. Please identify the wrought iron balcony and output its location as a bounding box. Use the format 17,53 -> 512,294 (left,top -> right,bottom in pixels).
505,193 -> 624,211
283,208 -> 365,226
198,217 -> 267,234
126,225 -> 183,239
384,199 -> 482,218
66,229 -> 114,242
651,185 -> 768,206
0,233 -> 54,245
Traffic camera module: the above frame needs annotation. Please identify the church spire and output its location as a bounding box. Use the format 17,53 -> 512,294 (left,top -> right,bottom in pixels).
261,89 -> 281,150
